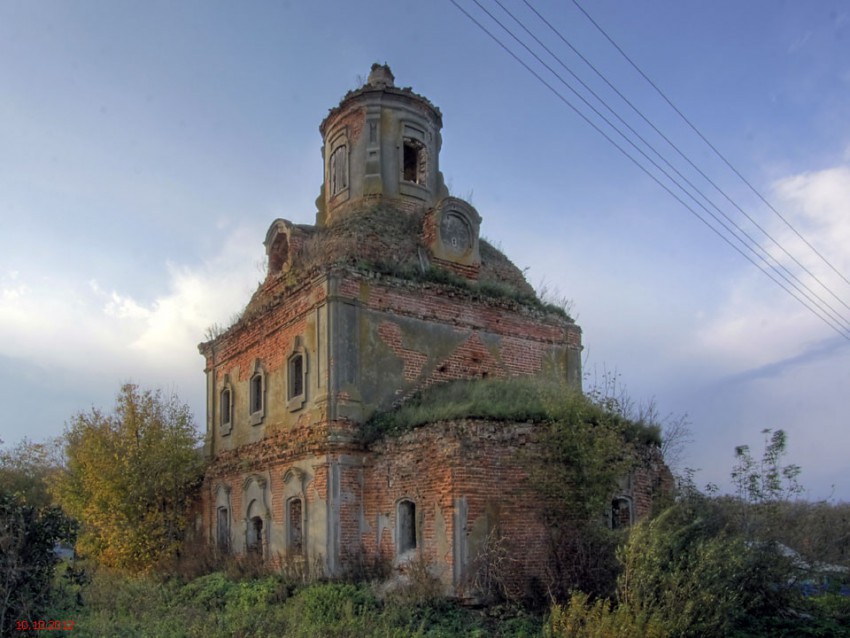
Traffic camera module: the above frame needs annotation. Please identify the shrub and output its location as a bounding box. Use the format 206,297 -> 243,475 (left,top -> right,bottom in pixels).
0,492 -> 76,635
617,498 -> 803,638
545,592 -> 667,638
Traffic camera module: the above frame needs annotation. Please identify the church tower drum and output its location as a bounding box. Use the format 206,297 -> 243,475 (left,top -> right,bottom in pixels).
316,63 -> 450,225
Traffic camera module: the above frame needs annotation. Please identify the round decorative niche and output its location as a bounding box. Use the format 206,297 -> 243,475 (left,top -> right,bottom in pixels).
428,197 -> 481,267
440,211 -> 472,255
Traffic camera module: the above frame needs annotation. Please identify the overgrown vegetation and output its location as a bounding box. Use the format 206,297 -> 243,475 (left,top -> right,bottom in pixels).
0,492 -> 76,635
41,563 -> 543,638
562,430 -> 850,638
3,375 -> 848,636
226,204 -> 571,338
363,377 -> 661,447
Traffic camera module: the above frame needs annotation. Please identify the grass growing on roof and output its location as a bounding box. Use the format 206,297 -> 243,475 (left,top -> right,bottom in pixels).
363,377 -> 661,446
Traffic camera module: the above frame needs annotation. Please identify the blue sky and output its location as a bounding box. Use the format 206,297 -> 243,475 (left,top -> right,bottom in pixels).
1,1 -> 848,500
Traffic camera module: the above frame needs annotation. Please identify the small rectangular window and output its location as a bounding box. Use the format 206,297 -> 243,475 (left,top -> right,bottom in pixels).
250,374 -> 263,414
403,142 -> 420,183
287,348 -> 307,412
220,388 -> 231,427
291,355 -> 303,399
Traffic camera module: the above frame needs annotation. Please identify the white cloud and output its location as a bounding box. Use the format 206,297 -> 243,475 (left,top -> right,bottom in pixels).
104,291 -> 152,320
691,164 -> 850,371
0,223 -> 264,380
1,284 -> 28,302
0,270 -> 27,301
772,166 -> 850,250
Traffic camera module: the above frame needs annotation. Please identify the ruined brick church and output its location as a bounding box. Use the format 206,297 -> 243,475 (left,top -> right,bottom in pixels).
198,64 -> 666,596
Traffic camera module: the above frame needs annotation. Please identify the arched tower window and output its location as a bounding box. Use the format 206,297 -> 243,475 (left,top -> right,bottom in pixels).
289,353 -> 304,399
402,139 -> 426,184
250,375 -> 262,412
330,144 -> 348,196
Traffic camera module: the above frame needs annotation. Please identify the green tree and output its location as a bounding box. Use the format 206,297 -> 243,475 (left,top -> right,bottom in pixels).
615,431 -> 816,638
0,492 -> 76,635
0,437 -> 63,510
730,428 -> 803,541
53,384 -> 204,573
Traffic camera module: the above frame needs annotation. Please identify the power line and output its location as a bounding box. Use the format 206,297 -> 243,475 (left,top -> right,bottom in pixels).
460,0 -> 850,336
522,0 -> 850,316
447,0 -> 850,341
570,0 -> 850,289
483,0 -> 850,330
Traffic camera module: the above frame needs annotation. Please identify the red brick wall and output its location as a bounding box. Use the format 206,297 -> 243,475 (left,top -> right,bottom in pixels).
358,420 -> 670,597
361,421 -> 550,596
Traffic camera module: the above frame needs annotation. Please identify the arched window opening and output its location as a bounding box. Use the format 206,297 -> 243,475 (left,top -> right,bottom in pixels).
397,499 -> 417,555
220,388 -> 232,429
216,507 -> 230,553
250,374 -> 262,414
289,354 -> 304,400
268,234 -> 290,274
248,516 -> 263,555
611,497 -> 632,530
330,145 -> 348,195
288,497 -> 303,554
402,139 -> 426,184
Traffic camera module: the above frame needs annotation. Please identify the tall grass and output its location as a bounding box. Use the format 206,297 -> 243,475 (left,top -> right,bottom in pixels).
46,566 -> 542,638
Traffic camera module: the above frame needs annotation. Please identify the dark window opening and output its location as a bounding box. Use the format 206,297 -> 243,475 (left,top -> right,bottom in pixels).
250,374 -> 263,414
403,141 -> 424,184
248,516 -> 263,555
398,500 -> 417,554
288,498 -> 303,553
220,388 -> 231,427
611,498 -> 632,530
289,354 -> 304,399
216,507 -> 230,552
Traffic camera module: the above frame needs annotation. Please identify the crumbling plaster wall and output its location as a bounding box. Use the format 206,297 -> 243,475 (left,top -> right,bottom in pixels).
201,277 -> 331,457
203,444 -> 338,568
330,270 -> 582,423
200,265 -> 584,583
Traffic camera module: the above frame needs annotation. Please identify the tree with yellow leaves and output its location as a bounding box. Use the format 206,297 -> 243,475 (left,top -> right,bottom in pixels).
53,384 -> 204,573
